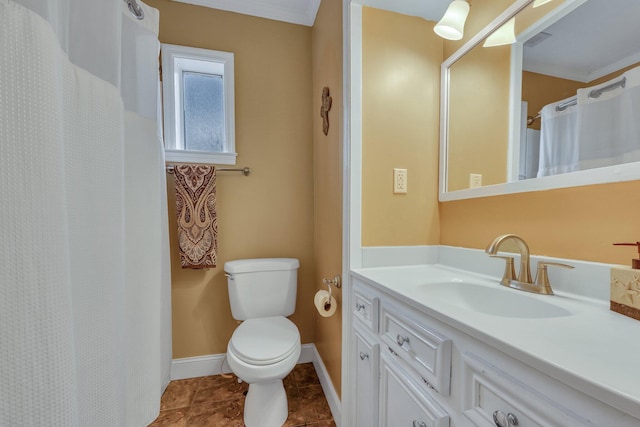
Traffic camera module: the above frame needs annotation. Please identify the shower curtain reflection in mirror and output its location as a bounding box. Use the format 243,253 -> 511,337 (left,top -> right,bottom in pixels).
535,66 -> 640,178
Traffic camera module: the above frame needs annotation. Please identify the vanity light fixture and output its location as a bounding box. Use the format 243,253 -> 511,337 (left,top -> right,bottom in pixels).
533,0 -> 554,7
434,0 -> 471,41
483,17 -> 516,47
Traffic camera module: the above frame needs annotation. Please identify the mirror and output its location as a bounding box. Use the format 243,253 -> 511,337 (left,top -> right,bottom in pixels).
440,0 -> 640,200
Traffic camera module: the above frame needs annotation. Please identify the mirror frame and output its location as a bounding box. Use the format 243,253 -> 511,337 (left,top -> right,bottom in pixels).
439,0 -> 640,201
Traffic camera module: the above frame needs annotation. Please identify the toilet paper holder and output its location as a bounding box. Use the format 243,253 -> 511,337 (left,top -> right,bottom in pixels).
322,275 -> 341,308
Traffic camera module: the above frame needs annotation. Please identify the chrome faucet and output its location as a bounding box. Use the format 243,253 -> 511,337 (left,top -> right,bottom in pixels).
485,234 -> 573,295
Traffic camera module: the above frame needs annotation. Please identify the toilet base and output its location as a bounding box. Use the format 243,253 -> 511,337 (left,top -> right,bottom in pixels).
244,380 -> 288,427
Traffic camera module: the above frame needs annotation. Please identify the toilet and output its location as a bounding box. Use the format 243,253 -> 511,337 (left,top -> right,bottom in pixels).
224,258 -> 301,427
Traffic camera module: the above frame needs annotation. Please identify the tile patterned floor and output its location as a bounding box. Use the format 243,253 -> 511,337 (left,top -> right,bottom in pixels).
150,363 -> 336,427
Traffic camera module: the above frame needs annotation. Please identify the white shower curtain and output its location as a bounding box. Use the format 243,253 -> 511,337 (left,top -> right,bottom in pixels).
537,95 -> 579,177
0,0 -> 170,425
577,66 -> 640,171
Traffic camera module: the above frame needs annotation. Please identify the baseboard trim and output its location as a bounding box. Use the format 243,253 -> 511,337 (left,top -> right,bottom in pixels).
310,345 -> 342,427
170,353 -> 232,380
170,344 -> 341,425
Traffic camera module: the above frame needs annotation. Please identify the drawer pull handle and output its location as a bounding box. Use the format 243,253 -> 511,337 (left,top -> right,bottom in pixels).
396,334 -> 410,347
359,351 -> 369,361
412,421 -> 427,427
493,410 -> 519,427
355,303 -> 366,311
388,346 -> 398,356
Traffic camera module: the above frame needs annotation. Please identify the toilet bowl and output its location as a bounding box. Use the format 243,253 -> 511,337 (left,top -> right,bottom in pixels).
226,316 -> 301,427
224,258 -> 301,427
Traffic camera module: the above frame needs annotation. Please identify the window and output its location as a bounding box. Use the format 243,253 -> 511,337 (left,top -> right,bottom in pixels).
161,44 -> 236,164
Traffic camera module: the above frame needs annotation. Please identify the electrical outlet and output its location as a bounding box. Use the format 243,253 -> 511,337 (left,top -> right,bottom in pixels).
393,168 -> 407,194
469,173 -> 482,189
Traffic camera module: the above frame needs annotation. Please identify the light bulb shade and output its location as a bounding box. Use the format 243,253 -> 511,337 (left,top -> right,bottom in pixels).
533,0 -> 553,7
483,18 -> 516,47
434,0 -> 470,41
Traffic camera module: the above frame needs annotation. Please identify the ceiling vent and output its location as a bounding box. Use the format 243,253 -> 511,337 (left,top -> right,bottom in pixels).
525,31 -> 552,48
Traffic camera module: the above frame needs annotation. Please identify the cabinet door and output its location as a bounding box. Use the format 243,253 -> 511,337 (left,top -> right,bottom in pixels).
355,329 -> 379,427
379,351 -> 449,427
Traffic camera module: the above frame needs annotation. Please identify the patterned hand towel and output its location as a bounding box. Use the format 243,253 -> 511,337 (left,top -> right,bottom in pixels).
173,164 -> 217,269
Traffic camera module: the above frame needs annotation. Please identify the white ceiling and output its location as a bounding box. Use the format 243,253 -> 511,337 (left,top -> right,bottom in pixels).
172,0 -> 321,26
360,0 -> 451,22
522,0 -> 640,82
171,0 -> 450,26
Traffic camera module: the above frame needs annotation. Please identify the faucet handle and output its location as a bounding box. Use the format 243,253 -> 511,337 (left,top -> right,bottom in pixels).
535,261 -> 574,295
490,255 -> 517,286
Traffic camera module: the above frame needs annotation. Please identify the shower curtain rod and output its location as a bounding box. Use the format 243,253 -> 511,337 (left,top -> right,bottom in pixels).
554,76 -> 627,113
590,76 -> 626,99
165,165 -> 251,176
527,113 -> 541,125
555,98 -> 577,112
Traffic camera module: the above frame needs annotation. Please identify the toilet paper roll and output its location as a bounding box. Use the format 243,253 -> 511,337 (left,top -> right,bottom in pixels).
314,290 -> 337,317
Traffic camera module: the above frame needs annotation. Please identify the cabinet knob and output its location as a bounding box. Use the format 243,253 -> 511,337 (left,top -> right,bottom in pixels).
493,410 -> 519,427
355,303 -> 365,311
359,351 -> 369,361
412,421 -> 427,427
396,334 -> 410,347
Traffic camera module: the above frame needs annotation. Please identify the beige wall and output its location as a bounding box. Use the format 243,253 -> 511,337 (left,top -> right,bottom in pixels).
149,0 -> 316,358
361,7 -> 442,247
440,181 -> 640,265
448,43 -> 510,190
311,0 -> 343,396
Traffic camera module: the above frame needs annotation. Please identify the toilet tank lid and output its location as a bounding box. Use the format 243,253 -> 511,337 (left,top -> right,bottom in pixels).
224,258 -> 300,274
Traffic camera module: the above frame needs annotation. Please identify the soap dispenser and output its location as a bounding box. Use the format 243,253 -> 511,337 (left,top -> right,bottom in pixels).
610,242 -> 640,320
613,242 -> 640,268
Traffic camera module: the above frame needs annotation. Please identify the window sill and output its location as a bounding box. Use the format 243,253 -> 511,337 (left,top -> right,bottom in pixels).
164,150 -> 237,165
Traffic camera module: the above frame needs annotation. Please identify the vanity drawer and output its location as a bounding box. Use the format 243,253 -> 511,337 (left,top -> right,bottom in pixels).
380,302 -> 451,395
380,351 -> 449,427
353,282 -> 379,333
461,352 -> 591,427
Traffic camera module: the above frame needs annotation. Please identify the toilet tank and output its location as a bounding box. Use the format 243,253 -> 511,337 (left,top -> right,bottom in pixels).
224,258 -> 299,320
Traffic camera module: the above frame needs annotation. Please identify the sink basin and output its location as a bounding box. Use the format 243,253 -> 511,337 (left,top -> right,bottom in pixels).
421,281 -> 573,318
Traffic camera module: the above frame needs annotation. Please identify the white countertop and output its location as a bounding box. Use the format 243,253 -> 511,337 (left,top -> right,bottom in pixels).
352,264 -> 640,419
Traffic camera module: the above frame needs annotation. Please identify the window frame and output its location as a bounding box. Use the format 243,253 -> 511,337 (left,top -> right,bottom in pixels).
161,43 -> 236,164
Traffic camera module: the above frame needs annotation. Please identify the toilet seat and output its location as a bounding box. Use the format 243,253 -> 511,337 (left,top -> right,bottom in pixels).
229,316 -> 300,366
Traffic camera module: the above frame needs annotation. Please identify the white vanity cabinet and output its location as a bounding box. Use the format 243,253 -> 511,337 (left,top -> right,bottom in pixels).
350,275 -> 640,427
351,279 -> 453,427
380,350 -> 450,427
